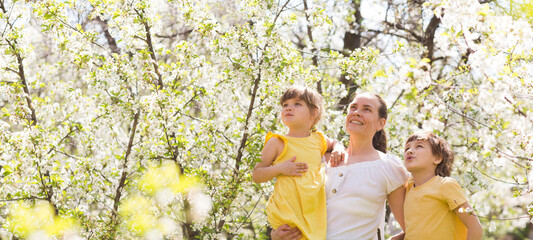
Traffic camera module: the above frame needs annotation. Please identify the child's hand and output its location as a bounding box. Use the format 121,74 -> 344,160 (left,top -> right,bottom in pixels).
271,224 -> 302,240
278,157 -> 308,176
329,148 -> 346,167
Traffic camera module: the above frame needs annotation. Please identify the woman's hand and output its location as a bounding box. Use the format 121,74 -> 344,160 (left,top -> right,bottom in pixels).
328,148 -> 346,167
277,157 -> 308,176
271,224 -> 302,240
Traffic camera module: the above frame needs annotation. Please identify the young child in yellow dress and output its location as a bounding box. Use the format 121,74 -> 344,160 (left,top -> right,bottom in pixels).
252,86 -> 343,240
403,131 -> 483,240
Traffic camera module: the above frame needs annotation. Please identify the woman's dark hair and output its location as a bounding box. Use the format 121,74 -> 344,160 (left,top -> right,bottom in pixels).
351,92 -> 388,153
405,132 -> 454,177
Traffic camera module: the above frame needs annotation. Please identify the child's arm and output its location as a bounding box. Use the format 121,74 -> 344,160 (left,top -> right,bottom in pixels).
455,202 -> 483,240
252,137 -> 308,183
325,136 -> 345,167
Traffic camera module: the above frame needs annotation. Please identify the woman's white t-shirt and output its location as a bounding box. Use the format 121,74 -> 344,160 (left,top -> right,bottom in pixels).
326,153 -> 409,240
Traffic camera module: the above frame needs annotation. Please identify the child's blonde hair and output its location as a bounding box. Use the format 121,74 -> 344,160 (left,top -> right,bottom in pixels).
279,86 -> 323,129
405,131 -> 454,177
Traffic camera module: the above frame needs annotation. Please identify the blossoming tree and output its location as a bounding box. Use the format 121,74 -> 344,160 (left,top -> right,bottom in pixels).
0,0 -> 531,239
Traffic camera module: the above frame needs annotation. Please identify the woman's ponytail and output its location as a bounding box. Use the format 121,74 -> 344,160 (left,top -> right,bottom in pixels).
372,129 -> 387,153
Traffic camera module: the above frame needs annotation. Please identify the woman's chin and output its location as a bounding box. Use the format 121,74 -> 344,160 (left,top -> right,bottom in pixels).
345,126 -> 368,135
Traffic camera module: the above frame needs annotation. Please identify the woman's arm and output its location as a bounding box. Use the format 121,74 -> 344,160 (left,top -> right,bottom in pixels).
455,202 -> 483,240
387,185 -> 406,231
325,136 -> 344,152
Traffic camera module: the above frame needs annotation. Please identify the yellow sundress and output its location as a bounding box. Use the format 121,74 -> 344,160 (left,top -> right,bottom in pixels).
265,131 -> 327,240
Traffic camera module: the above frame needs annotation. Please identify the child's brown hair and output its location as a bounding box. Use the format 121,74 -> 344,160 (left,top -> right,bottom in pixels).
405,131 -> 454,177
279,86 -> 323,129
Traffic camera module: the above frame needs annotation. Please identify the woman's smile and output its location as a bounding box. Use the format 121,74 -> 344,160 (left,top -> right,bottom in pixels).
349,120 -> 363,125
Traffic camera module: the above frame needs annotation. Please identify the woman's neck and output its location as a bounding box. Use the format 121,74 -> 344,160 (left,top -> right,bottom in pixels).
347,134 -> 376,156
344,135 -> 381,164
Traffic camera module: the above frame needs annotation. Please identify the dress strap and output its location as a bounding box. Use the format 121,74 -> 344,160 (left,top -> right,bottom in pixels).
313,131 -> 328,155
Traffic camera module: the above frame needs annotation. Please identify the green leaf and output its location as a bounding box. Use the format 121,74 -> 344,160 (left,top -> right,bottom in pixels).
2,165 -> 12,177
1,107 -> 9,116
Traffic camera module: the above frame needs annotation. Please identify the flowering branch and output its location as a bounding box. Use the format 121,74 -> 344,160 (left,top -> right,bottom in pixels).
302,0 -> 321,93
0,196 -> 48,202
473,166 -> 528,186
34,160 -> 58,214
496,147 -> 533,162
110,109 -> 141,232
93,16 -> 121,54
234,70 -> 261,176
423,14 -> 441,61
46,125 -> 80,155
4,37 -> 36,125
135,8 -> 164,89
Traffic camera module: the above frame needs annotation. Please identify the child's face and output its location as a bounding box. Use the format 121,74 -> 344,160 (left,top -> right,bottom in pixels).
281,98 -> 315,129
404,140 -> 442,174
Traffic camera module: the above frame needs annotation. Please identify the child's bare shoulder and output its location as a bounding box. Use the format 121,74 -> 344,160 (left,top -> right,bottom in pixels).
266,136 -> 283,146
264,134 -> 285,151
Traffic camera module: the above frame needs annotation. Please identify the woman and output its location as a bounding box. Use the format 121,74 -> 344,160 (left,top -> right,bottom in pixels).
272,92 -> 409,240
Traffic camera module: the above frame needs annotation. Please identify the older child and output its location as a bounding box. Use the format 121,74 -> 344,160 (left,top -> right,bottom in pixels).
403,131 -> 482,240
252,86 -> 343,240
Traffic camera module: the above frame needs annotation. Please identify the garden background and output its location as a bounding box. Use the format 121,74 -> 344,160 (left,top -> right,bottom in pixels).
0,0 -> 532,239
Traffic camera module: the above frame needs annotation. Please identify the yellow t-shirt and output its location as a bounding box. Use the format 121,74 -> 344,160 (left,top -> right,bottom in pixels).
265,131 -> 327,240
404,176 -> 468,240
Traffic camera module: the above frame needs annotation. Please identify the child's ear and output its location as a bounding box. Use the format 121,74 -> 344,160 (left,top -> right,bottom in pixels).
311,109 -> 319,119
433,156 -> 443,165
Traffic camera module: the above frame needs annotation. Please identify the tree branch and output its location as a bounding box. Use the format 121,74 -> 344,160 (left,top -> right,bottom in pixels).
302,0 -> 321,93
155,29 -> 193,39
93,16 -> 120,54
384,21 -> 423,42
496,147 -> 533,162
423,14 -> 441,61
367,29 -> 420,42
504,96 -> 527,117
135,9 -> 163,89
0,196 -> 48,202
46,125 -> 80,155
217,48 -> 265,231
473,166 -> 528,186
445,102 -> 493,130
110,110 -> 141,231
6,38 -> 36,125
337,0 -> 364,109
390,89 -> 405,110
173,90 -> 203,118
234,70 -> 261,176
34,160 -> 58,214
272,0 -> 291,26
42,4 -> 107,51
